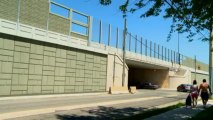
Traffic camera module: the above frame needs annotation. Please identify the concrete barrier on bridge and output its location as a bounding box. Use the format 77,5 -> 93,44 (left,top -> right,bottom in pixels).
129,86 -> 137,94
109,86 -> 129,94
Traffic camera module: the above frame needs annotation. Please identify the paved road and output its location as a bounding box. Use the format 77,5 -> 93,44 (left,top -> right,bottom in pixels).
0,89 -> 187,120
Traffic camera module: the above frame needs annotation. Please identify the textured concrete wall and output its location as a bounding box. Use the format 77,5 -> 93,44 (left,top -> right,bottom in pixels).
191,72 -> 209,85
71,32 -> 88,40
0,0 -> 49,29
0,0 -> 18,22
169,76 -> 189,89
0,0 -> 71,35
0,34 -> 107,96
182,57 -> 208,72
19,0 -> 49,29
129,68 -> 169,88
49,14 -> 70,35
169,70 -> 209,89
168,70 -> 191,89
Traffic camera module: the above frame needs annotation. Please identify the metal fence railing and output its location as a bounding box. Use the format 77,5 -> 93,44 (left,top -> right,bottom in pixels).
91,17 -> 209,72
50,1 -> 91,40
91,17 -> 185,65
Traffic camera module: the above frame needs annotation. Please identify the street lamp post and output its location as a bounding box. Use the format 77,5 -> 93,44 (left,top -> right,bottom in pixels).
178,32 -> 179,55
122,19 -> 127,86
178,32 -> 180,64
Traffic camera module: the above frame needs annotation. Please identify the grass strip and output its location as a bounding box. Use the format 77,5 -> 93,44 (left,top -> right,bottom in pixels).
189,106 -> 213,120
119,102 -> 184,120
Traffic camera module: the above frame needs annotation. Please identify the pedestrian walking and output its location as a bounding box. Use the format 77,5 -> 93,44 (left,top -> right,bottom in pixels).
198,79 -> 212,108
185,93 -> 192,108
190,80 -> 199,107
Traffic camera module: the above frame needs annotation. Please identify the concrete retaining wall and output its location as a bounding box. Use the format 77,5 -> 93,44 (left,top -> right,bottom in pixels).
191,72 -> 209,85
0,34 -> 107,96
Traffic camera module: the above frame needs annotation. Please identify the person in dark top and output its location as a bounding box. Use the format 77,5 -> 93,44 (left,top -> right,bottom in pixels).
198,79 -> 212,108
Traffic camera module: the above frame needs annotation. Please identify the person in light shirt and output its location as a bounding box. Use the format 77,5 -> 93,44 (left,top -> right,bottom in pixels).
190,80 -> 199,107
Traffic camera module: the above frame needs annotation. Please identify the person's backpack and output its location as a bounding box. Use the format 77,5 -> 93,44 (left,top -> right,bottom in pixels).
185,94 -> 192,107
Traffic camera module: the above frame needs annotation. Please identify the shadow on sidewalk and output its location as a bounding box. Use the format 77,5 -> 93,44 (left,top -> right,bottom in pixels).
56,106 -> 146,120
145,104 -> 213,120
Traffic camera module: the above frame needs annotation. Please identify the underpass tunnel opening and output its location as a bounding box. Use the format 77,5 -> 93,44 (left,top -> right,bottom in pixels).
126,60 -> 170,89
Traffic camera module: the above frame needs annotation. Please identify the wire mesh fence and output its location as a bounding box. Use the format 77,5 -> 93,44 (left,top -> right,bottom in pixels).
91,17 -> 208,72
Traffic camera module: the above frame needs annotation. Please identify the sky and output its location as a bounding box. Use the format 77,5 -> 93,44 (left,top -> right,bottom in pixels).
52,0 -> 209,64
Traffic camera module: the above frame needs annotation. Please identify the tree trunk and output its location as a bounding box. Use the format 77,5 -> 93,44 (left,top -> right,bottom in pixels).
209,20 -> 213,91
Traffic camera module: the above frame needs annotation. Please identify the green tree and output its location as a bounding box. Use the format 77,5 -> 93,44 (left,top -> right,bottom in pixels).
100,0 -> 213,89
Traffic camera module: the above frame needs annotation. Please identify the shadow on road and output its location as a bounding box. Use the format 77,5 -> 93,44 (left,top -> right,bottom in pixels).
56,106 -> 146,120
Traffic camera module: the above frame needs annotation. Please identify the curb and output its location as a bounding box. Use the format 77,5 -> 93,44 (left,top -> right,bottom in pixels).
155,99 -> 185,109
0,92 -> 107,101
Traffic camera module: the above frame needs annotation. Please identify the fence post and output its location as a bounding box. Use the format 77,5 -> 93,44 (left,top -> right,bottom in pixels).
135,35 -> 137,53
108,24 -> 111,46
171,50 -> 173,63
69,9 -> 73,37
174,51 -> 176,64
140,37 -> 142,55
47,0 -> 51,32
150,41 -> 152,57
116,28 -> 119,48
145,39 -> 147,56
17,0 -> 21,31
158,44 -> 160,59
178,53 -> 180,64
154,43 -> 156,58
168,49 -> 170,62
129,33 -> 131,51
99,20 -> 102,44
162,46 -> 164,60
165,48 -> 167,61
88,16 -> 93,46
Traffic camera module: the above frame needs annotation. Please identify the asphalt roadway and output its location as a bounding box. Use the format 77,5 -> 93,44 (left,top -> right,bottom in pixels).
0,89 -> 188,120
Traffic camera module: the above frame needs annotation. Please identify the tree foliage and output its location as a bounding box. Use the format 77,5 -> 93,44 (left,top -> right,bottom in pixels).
99,0 -> 111,5
100,0 -> 213,41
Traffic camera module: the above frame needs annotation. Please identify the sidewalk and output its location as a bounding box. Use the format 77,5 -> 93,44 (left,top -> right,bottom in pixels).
145,100 -> 213,120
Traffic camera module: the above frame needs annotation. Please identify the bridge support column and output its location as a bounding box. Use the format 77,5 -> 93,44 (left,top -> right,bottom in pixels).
106,53 -> 129,93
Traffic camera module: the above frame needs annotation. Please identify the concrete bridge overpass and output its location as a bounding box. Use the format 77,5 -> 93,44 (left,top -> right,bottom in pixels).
91,41 -> 208,89
0,0 -> 208,96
